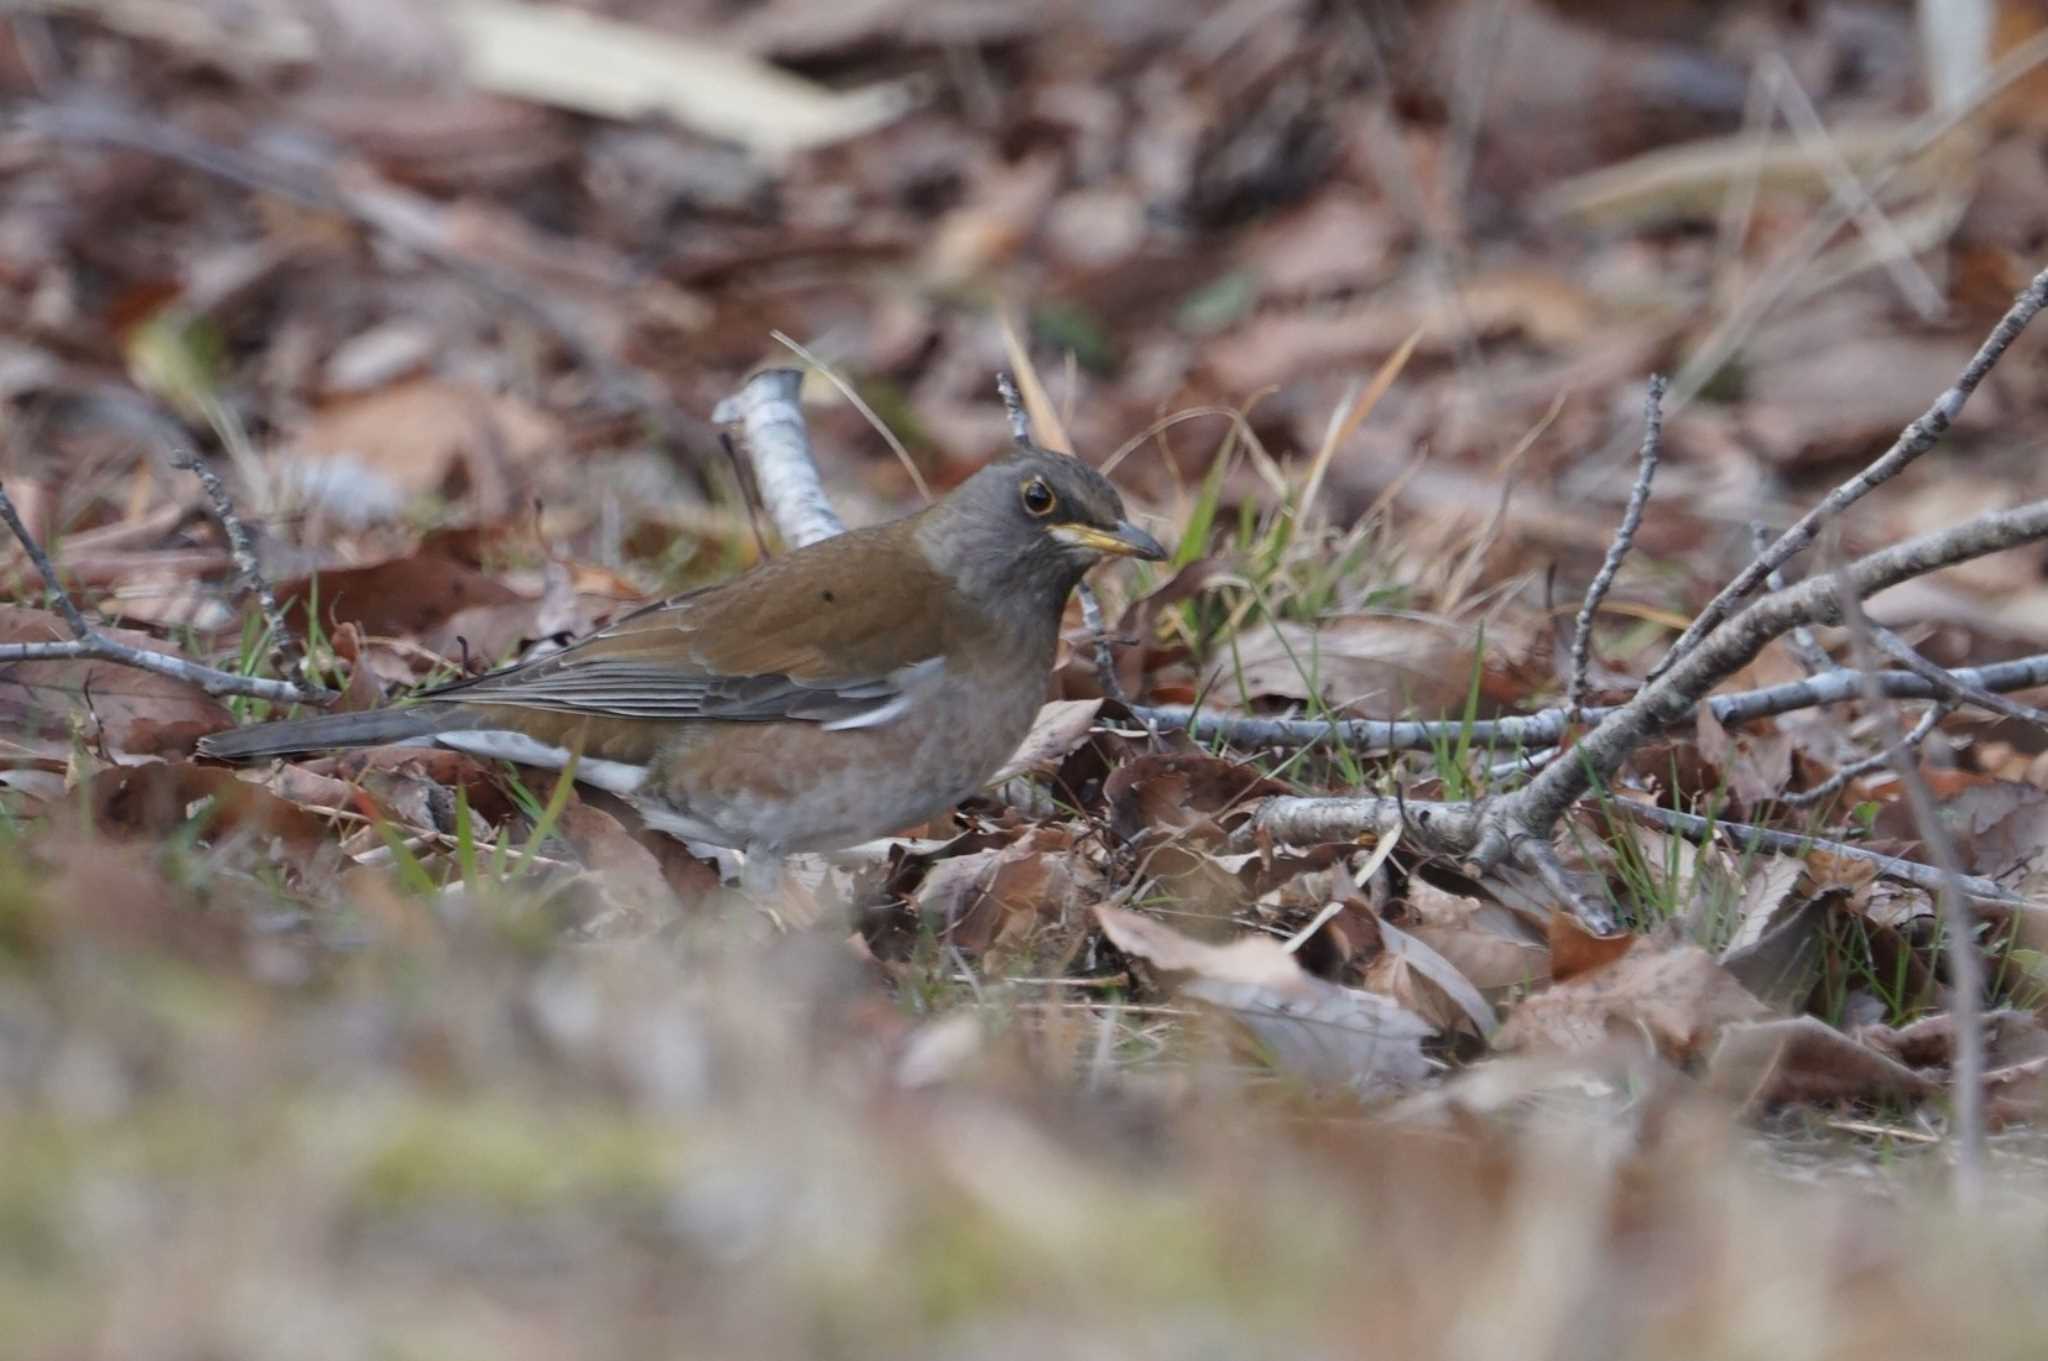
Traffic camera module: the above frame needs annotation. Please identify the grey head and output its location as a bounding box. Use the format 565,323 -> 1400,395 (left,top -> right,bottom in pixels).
915,445 -> 1166,619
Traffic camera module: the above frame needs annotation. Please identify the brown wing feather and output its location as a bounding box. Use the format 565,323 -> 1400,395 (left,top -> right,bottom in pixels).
574,519 -> 954,681
421,518 -> 964,723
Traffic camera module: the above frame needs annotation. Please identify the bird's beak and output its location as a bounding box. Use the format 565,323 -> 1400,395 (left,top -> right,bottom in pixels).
1051,520 -> 1168,561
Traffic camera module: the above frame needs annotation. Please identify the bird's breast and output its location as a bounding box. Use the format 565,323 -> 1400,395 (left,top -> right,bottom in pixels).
637,655 -> 1051,854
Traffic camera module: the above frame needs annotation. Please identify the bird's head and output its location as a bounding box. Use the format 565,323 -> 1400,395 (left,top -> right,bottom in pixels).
918,447 -> 1166,612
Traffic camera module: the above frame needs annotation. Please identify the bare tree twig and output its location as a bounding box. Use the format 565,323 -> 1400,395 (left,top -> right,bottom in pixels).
1075,581 -> 1129,707
1834,566 -> 1984,1201
1754,522 -> 1831,673
1568,375 -> 1664,715
1517,499 -> 2048,836
1781,702 -> 1949,808
1603,800 -> 2018,906
1132,652 -> 2048,753
171,448 -> 304,685
0,481 -> 332,705
1233,498 -> 2048,924
1651,263 -> 2048,679
0,479 -> 90,638
1870,626 -> 2048,728
1513,835 -> 1615,934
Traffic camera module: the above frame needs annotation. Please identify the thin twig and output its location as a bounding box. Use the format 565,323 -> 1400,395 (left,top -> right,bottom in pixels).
1567,376 -> 1664,715
1834,566 -> 1983,1202
0,481 -> 331,705
1517,498 -> 2048,836
171,448 -> 304,685
1075,581 -> 1128,707
1780,702 -> 1950,808
1652,263 -> 2048,678
769,330 -> 932,503
1753,522 -> 1831,673
1513,834 -> 1615,934
1603,801 -> 2019,907
1870,626 -> 2048,728
1133,652 -> 2048,754
0,480 -> 89,637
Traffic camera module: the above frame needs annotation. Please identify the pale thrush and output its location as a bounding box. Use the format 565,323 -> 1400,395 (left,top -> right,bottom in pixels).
199,447 -> 1165,887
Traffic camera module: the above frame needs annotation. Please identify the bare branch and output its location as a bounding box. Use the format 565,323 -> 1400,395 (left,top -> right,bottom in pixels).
1241,793 -> 1476,853
1512,835 -> 1615,934
1651,263 -> 2048,678
1835,570 -> 1983,1200
0,481 -> 331,705
1515,499 -> 2048,835
1870,626 -> 2048,729
1606,801 -> 2019,907
0,635 -> 324,704
1568,375 -> 1664,715
171,448 -> 304,685
1781,702 -> 1949,808
1753,521 -> 1831,673
712,369 -> 845,549
1132,652 -> 2048,754
1075,581 -> 1128,707
0,479 -> 89,637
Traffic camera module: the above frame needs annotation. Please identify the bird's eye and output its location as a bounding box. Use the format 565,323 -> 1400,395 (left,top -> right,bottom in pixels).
1020,477 -> 1056,517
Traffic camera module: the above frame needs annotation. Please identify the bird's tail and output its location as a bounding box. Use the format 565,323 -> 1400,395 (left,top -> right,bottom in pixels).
197,705 -> 473,761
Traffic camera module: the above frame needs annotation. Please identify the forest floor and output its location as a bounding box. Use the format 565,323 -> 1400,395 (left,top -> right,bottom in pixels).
8,2 -> 2048,1357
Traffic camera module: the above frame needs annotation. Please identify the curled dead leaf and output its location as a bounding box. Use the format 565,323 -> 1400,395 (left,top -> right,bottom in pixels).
987,699 -> 1102,786
1499,935 -> 1769,1064
1095,902 -> 1434,1092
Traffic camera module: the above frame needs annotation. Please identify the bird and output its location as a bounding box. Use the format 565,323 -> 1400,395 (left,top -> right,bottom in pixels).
198,446 -> 1165,893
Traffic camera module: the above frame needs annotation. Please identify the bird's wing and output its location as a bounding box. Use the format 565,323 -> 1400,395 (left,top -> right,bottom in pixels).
424,522 -> 959,727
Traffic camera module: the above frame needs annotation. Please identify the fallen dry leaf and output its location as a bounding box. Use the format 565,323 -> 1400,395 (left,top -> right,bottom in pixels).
987,699 -> 1102,786
1104,751 -> 1292,847
0,605 -> 233,757
1371,919 -> 1499,1038
1500,934 -> 1769,1064
81,761 -> 332,864
277,553 -> 530,649
1206,614 -> 1497,718
1707,1017 -> 1940,1110
285,376 -> 560,521
1401,896 -> 1551,993
1874,778 -> 2048,879
919,827 -> 1101,958
1096,902 -> 1434,1092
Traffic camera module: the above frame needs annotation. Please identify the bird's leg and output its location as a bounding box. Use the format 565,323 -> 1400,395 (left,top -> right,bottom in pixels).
737,845 -> 822,930
739,846 -> 786,900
